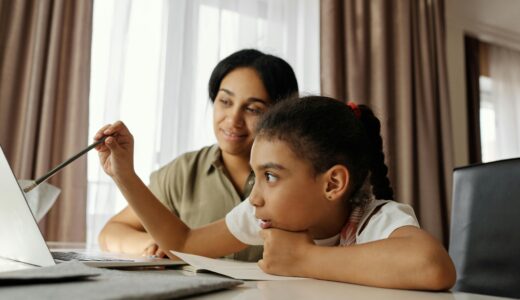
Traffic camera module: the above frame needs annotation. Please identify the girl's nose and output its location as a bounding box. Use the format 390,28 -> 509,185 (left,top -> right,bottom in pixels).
249,184 -> 264,207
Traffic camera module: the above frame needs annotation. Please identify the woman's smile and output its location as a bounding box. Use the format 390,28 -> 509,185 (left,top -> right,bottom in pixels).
220,128 -> 248,141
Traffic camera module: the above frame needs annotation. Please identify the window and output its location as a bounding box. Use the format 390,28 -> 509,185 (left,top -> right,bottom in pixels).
479,76 -> 496,162
87,0 -> 167,245
87,0 -> 320,245
478,42 -> 520,163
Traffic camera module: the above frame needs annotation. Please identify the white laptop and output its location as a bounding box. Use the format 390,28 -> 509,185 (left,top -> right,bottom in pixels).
0,145 -> 184,269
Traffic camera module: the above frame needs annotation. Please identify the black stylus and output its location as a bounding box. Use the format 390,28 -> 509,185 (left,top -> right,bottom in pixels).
23,135 -> 110,193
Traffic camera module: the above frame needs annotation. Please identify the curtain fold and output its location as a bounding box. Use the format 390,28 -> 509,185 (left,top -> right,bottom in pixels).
0,0 -> 93,242
320,0 -> 453,244
464,35 -> 482,163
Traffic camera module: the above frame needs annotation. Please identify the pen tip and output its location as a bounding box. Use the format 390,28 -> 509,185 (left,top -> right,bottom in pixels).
23,183 -> 37,193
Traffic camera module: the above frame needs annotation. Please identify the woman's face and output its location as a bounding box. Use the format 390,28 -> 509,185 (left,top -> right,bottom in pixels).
213,67 -> 271,159
249,138 -> 344,239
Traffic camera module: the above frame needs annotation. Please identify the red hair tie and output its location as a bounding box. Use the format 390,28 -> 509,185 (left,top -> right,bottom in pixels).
347,102 -> 361,119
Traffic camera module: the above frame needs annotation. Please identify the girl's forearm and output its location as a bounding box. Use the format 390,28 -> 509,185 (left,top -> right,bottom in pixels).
112,172 -> 190,258
300,230 -> 455,290
110,172 -> 248,259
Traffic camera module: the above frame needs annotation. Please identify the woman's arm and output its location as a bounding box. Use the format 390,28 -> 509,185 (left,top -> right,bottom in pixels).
98,206 -> 157,254
259,226 -> 456,291
95,121 -> 247,259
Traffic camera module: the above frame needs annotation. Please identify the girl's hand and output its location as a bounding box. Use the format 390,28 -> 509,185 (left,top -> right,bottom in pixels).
258,228 -> 314,277
94,121 -> 135,180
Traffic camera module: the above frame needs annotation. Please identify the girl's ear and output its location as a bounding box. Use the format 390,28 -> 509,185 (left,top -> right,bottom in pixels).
323,165 -> 350,201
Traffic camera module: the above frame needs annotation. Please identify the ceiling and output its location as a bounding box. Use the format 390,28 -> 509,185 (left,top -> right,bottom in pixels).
448,0 -> 520,36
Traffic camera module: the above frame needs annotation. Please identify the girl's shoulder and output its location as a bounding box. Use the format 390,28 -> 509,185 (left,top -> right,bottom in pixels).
356,199 -> 420,244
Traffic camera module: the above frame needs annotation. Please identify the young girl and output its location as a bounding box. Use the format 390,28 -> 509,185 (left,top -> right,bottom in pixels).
95,96 -> 456,290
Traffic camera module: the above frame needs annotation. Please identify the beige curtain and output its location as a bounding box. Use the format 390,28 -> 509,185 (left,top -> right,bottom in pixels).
0,0 -> 93,242
321,0 -> 454,245
464,36 -> 482,163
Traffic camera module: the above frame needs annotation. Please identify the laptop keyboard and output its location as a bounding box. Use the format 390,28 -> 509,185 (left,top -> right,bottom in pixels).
51,251 -> 134,262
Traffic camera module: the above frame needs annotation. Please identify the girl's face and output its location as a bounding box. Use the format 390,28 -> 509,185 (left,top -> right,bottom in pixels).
213,67 -> 271,159
249,138 -> 347,239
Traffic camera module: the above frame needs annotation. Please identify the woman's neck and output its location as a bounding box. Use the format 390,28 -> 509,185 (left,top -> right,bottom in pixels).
221,151 -> 252,196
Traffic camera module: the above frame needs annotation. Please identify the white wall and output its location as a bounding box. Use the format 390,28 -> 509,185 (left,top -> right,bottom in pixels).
445,0 -> 520,167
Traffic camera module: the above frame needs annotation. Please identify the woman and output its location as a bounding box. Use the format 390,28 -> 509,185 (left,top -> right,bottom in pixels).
98,49 -> 299,261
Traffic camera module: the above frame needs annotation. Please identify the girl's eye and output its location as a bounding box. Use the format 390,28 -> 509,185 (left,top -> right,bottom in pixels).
264,172 -> 278,183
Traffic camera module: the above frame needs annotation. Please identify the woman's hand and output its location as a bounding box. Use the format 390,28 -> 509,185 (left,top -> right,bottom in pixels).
258,228 -> 315,277
142,241 -> 167,258
94,121 -> 135,180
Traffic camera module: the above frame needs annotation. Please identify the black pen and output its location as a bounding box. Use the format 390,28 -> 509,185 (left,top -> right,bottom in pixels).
23,135 -> 110,193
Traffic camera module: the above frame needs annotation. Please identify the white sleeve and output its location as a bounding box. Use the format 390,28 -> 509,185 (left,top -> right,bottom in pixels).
356,201 -> 420,244
225,198 -> 263,246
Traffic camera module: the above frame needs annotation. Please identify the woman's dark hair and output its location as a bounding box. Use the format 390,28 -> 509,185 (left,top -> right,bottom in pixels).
256,96 -> 394,205
208,49 -> 299,103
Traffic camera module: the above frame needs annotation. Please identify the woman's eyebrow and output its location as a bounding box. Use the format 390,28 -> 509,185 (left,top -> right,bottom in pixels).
247,98 -> 269,106
219,89 -> 268,105
219,88 -> 234,96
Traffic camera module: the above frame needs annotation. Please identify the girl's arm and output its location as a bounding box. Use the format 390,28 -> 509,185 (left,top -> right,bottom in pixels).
95,121 -> 247,259
114,171 -> 247,259
259,226 -> 456,291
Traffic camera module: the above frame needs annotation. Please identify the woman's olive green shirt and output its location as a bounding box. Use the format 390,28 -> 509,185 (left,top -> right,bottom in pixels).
148,144 -> 262,262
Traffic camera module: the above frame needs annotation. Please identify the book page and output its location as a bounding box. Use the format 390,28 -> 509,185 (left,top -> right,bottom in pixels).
171,251 -> 304,281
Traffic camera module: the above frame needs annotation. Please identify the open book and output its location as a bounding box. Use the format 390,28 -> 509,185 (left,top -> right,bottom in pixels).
171,251 -> 304,281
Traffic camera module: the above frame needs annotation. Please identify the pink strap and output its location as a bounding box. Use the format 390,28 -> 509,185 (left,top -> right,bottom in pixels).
339,206 -> 364,246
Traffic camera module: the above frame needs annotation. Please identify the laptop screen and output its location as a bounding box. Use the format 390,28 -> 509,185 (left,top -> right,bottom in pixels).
0,146 -> 55,267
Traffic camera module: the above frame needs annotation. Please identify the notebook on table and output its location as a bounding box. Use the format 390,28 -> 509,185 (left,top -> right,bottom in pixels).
0,145 -> 184,269
172,251 -> 304,281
